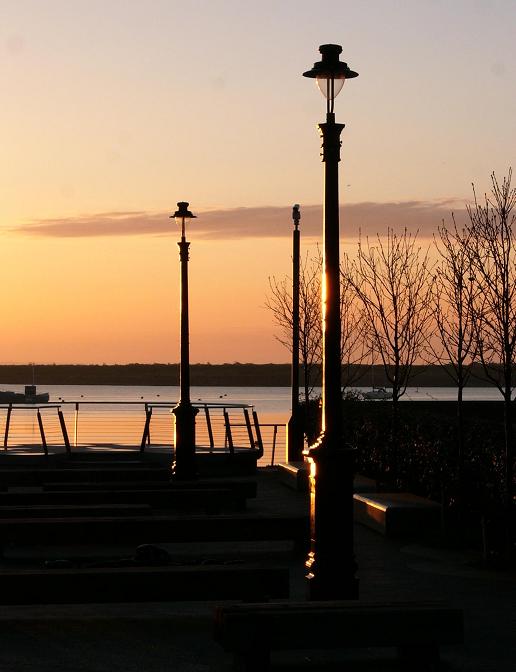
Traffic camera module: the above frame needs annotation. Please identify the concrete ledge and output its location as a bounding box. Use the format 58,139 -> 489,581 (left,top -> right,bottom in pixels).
278,465 -> 377,496
353,474 -> 377,493
215,600 -> 463,671
353,492 -> 441,536
277,462 -> 308,492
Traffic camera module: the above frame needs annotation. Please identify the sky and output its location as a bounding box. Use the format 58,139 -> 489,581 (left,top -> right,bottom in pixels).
0,0 -> 515,364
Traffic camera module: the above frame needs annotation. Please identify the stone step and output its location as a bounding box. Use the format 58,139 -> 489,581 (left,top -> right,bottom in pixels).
0,467 -> 171,487
0,504 -> 152,518
0,564 -> 289,604
42,479 -> 257,499
0,513 -> 308,551
0,488 -> 248,512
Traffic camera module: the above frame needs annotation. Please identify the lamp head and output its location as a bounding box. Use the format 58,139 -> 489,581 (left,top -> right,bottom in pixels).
303,44 -> 358,113
171,201 -> 196,238
292,204 -> 301,227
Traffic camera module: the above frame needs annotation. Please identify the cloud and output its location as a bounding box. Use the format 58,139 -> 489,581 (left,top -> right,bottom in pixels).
14,200 -> 469,240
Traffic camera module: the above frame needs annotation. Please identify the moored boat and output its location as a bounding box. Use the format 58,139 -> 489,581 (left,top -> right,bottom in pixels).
0,385 -> 49,404
363,387 -> 393,400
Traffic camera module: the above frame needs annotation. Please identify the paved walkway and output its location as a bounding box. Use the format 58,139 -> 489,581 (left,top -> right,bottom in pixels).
0,468 -> 513,671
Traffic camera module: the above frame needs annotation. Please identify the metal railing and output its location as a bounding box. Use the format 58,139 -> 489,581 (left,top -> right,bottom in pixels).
0,401 -> 286,465
258,423 -> 285,466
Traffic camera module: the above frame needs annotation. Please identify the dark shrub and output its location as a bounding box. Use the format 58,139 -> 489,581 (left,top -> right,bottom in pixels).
301,397 -> 510,550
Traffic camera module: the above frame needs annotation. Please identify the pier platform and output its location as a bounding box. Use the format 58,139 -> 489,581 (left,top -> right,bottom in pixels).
0,459 -> 512,671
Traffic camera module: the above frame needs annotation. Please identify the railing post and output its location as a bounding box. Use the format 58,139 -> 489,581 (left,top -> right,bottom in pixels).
3,404 -> 12,451
37,409 -> 48,457
146,403 -> 152,446
58,408 -> 71,455
271,424 -> 278,466
243,408 -> 255,449
223,409 -> 234,455
204,405 -> 215,451
74,402 -> 79,448
145,403 -> 152,447
140,405 -> 153,453
252,410 -> 264,459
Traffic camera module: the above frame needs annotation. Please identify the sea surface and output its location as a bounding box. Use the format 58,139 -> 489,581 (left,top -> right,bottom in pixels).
0,383 -> 507,423
0,383 -> 508,461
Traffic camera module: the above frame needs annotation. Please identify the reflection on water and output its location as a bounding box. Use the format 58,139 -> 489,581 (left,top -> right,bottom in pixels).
0,384 -> 506,458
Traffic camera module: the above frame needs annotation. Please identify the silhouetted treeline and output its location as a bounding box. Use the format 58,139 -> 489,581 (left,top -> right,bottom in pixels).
0,363 -> 503,386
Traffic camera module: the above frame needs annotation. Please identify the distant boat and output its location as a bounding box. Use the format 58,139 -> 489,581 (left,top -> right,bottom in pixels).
0,385 -> 49,404
363,387 -> 393,400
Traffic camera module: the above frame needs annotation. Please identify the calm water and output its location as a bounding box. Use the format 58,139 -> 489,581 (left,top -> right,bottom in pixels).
0,383 -> 507,460
0,383 -> 507,424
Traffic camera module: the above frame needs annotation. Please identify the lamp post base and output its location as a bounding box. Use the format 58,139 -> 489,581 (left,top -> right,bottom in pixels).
172,402 -> 199,480
286,414 -> 305,462
304,440 -> 359,600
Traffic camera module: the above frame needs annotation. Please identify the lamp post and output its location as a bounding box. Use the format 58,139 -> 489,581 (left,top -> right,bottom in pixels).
302,44 -> 359,600
286,204 -> 304,462
171,201 -> 198,480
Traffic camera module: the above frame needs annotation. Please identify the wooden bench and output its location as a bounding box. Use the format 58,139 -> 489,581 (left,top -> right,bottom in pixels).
353,492 -> 441,536
0,565 -> 289,604
214,600 -> 463,671
0,512 -> 308,552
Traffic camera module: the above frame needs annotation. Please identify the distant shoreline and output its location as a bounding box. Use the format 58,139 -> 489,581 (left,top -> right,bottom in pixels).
0,363 -> 497,387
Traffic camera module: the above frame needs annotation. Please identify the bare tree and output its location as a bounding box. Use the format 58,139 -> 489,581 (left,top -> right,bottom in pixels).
266,250 -> 369,404
266,253 -> 322,405
466,170 -> 516,513
431,216 -> 478,519
432,218 -> 477,399
340,254 -> 370,390
348,228 -> 434,405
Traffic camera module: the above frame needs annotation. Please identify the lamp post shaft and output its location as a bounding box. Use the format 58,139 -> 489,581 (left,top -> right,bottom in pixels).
304,111 -> 358,600
320,113 -> 343,440
287,211 -> 304,461
172,233 -> 198,480
179,237 -> 191,404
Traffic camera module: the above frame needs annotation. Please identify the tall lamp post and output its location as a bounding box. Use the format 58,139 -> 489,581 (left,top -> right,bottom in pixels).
302,45 -> 359,599
286,204 -> 304,462
171,201 -> 198,480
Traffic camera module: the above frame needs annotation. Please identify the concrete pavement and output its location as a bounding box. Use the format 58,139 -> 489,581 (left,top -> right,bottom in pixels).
0,469 -> 513,671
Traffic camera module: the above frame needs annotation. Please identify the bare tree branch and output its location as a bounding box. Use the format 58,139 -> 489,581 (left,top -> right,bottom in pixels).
346,228 -> 434,404
431,214 -> 478,399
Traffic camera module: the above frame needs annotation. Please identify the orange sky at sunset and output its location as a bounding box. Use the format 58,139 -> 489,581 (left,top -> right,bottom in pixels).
1,1 -> 514,364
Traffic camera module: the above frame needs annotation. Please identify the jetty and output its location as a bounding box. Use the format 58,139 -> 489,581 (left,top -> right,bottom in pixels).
0,437 -> 511,671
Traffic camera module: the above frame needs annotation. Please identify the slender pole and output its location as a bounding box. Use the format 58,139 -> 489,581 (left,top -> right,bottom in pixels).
320,112 -> 343,438
179,233 -> 191,404
172,223 -> 198,479
286,205 -> 304,462
304,110 -> 358,600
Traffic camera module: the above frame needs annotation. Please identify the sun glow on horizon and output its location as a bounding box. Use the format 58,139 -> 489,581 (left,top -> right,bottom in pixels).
0,1 -> 514,363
